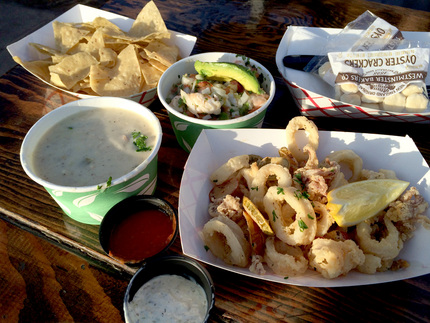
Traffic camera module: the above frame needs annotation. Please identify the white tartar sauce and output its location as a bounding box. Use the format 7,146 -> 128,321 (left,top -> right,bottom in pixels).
126,274 -> 208,323
32,107 -> 157,187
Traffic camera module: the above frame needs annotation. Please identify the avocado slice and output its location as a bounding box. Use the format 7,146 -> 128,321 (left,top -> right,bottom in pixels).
194,60 -> 264,94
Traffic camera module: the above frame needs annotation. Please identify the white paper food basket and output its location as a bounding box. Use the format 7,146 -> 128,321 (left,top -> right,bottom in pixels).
179,128 -> 430,287
7,4 -> 197,106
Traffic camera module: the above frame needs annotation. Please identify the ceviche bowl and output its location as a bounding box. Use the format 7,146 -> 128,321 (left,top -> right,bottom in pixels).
20,97 -> 162,225
157,52 -> 276,152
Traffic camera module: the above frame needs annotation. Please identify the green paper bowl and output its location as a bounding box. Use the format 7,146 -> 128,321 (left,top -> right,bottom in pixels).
20,97 -> 162,225
157,52 -> 276,153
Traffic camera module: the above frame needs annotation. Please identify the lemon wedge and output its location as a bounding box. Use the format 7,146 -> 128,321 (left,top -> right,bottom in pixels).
242,196 -> 274,235
326,179 -> 409,227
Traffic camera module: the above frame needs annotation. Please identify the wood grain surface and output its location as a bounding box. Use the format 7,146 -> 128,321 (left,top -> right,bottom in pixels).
1,0 -> 430,322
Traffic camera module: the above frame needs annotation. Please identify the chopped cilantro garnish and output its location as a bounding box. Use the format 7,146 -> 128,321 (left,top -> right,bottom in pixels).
294,189 -> 310,200
272,210 -> 278,222
132,131 -> 152,152
97,176 -> 113,190
204,245 -> 210,251
298,219 -> 308,232
277,187 -> 285,195
307,213 -> 314,220
219,112 -> 229,120
294,173 -> 303,185
239,103 -> 249,116
251,186 -> 259,191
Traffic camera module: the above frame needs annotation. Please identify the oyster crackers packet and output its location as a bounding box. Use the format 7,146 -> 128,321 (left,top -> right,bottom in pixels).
305,11 -> 430,114
329,48 -> 430,113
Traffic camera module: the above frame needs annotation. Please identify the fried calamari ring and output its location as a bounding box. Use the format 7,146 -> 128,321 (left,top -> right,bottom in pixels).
249,164 -> 292,209
210,154 -> 261,185
356,216 -> 403,261
313,201 -> 335,237
264,237 -> 308,277
326,149 -> 363,183
239,162 -> 259,191
285,116 -> 319,164
200,216 -> 251,267
263,186 -> 317,246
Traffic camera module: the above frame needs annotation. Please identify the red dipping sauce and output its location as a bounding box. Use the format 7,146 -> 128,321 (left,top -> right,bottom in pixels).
108,209 -> 176,263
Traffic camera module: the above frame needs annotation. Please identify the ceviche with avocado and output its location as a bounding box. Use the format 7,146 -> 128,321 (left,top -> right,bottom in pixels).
166,60 -> 269,120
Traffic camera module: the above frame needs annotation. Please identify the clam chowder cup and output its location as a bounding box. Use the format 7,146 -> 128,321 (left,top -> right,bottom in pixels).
157,52 -> 276,153
20,97 -> 162,225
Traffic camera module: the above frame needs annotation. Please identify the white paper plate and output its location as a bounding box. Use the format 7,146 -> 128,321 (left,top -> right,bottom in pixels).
179,128 -> 430,287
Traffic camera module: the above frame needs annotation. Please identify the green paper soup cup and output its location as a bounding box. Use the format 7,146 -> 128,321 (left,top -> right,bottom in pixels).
157,52 -> 276,153
20,97 -> 162,225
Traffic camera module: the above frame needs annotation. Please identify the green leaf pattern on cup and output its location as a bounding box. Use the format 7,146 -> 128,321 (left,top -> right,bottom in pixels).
174,121 -> 189,131
73,192 -> 100,208
116,173 -> 150,193
182,138 -> 192,153
89,212 -> 103,223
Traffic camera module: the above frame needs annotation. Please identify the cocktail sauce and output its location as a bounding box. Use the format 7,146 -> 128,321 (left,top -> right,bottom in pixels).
108,209 -> 176,263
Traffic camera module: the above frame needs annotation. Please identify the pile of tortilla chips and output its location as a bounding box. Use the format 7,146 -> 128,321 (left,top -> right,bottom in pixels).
13,1 -> 180,97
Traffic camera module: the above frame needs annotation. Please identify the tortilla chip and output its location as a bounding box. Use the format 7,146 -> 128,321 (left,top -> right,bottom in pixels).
144,40 -> 179,66
53,21 -> 91,53
140,60 -> 163,85
99,47 -> 117,67
90,44 -> 142,96
49,52 -> 97,89
148,59 -> 168,72
128,0 -> 168,38
86,28 -> 106,56
91,17 -> 124,33
29,42 -> 62,56
13,56 -> 52,81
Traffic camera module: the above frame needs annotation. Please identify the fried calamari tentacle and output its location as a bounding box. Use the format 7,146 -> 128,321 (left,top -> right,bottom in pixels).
278,147 -> 299,173
326,149 -> 363,183
263,186 -> 317,246
285,116 -> 319,164
264,237 -> 308,277
208,194 -> 243,222
308,238 -> 365,279
356,216 -> 403,261
385,186 -> 430,241
200,216 -> 251,267
359,168 -> 398,181
303,144 -> 319,169
257,156 -> 290,169
249,254 -> 266,275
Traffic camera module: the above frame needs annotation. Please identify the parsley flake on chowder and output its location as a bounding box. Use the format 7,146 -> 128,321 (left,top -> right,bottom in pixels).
166,62 -> 269,120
